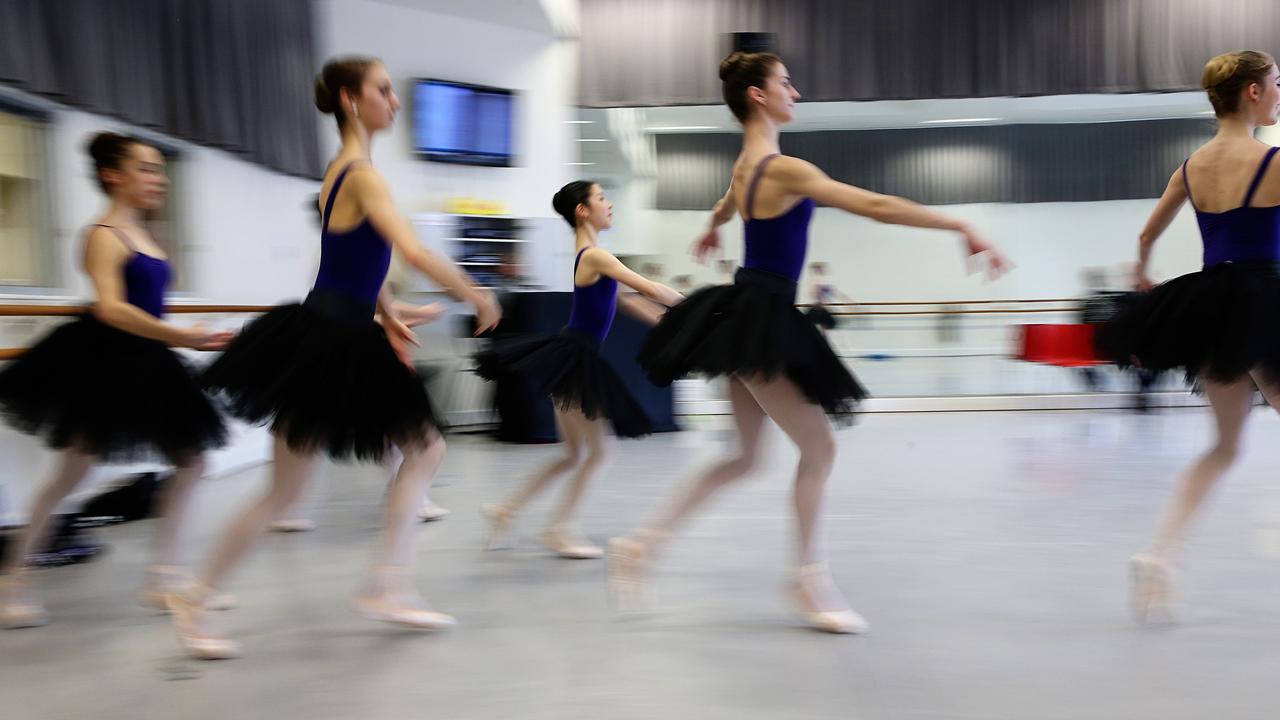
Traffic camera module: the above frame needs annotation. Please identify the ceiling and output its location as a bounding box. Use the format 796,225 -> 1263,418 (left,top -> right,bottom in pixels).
370,0 -> 560,35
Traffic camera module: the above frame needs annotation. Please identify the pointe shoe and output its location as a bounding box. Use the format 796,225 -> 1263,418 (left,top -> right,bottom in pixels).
166,586 -> 241,660
789,564 -> 868,635
138,567 -> 237,613
538,525 -> 603,559
351,593 -> 458,630
269,518 -> 317,533
1129,553 -> 1174,624
606,537 -> 650,611
481,504 -> 514,550
352,566 -> 456,630
1,570 -> 48,629
418,501 -> 450,523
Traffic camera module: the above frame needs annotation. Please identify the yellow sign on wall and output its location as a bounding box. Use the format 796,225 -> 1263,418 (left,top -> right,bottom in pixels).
446,197 -> 510,216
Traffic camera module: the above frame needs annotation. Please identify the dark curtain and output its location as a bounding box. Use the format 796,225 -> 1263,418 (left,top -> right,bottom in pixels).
579,0 -> 1280,107
0,0 -> 321,178
654,119 -> 1217,208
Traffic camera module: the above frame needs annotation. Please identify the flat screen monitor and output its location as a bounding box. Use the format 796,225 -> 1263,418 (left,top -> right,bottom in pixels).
412,79 -> 514,167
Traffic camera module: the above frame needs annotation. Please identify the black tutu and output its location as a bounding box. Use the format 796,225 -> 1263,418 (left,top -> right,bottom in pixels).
639,267 -> 867,422
475,329 -> 653,438
0,313 -> 226,463
1096,261 -> 1280,386
202,290 -> 440,462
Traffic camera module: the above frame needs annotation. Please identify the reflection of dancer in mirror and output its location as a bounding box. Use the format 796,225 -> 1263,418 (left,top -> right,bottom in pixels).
169,56 -> 500,660
715,258 -> 737,285
1097,51 -> 1280,623
478,181 -> 683,558
0,133 -> 231,629
610,50 -> 1009,634
804,261 -> 854,336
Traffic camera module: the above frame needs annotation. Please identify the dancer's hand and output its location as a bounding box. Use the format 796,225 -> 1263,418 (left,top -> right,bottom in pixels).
395,302 -> 446,328
691,227 -> 721,264
179,325 -> 235,351
383,315 -> 421,368
1134,266 -> 1156,292
960,227 -> 1012,280
471,290 -> 501,335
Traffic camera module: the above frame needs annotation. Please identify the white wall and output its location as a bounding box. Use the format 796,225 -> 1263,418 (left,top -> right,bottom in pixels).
595,175 -> 659,258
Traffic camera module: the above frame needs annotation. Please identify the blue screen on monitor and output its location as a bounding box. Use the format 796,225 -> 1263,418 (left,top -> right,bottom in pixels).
413,80 -> 514,166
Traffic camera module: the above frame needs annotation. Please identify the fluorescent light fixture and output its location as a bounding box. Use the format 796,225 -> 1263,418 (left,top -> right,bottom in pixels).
564,162 -> 596,166
920,117 -> 1003,125
577,138 -> 609,142
1194,110 -> 1216,116
643,125 -> 721,132
564,120 -> 594,124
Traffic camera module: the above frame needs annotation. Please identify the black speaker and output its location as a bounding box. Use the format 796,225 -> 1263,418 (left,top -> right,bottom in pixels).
730,31 -> 775,54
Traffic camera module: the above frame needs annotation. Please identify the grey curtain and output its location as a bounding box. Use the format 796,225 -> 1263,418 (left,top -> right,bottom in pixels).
0,0 -> 321,178
655,119 -> 1217,208
580,0 -> 1280,107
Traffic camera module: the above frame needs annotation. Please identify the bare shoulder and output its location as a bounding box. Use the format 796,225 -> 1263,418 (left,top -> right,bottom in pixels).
579,245 -> 617,266
84,225 -> 127,255
343,162 -> 390,200
767,155 -> 821,180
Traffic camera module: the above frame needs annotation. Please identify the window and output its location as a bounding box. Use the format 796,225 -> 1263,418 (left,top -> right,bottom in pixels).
0,109 -> 50,287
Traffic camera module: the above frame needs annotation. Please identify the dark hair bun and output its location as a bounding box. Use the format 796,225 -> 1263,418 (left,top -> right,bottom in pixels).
87,132 -> 129,167
552,180 -> 596,228
551,187 -> 574,218
86,132 -> 143,194
314,75 -> 335,114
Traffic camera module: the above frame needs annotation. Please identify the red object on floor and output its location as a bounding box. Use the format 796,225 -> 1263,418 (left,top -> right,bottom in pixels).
1014,324 -> 1103,367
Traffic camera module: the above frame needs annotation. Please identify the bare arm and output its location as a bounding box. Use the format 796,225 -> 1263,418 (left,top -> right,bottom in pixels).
773,156 -> 1010,277
580,247 -> 684,307
707,182 -> 736,229
692,183 -> 736,263
1135,168 -> 1189,289
84,228 -> 224,349
617,292 -> 666,326
350,168 -> 499,331
778,157 -> 967,231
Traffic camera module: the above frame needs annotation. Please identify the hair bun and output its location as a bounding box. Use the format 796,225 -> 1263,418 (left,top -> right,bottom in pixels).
719,51 -> 749,81
1202,54 -> 1242,90
87,132 -> 121,165
552,180 -> 595,228
1199,50 -> 1275,117
314,75 -> 335,114
551,187 -> 573,218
